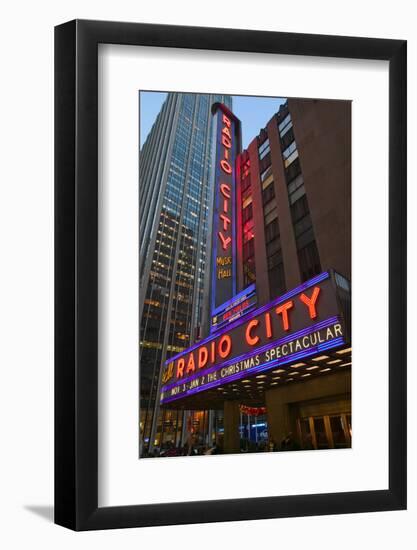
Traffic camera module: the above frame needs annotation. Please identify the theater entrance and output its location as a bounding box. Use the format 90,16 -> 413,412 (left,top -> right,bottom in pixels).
297,412 -> 351,450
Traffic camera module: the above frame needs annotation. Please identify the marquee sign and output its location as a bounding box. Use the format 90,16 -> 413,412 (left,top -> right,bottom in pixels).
211,283 -> 257,332
160,271 -> 347,406
210,104 -> 240,318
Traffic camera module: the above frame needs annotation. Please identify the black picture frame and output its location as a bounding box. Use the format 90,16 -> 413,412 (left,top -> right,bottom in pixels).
55,19 -> 407,531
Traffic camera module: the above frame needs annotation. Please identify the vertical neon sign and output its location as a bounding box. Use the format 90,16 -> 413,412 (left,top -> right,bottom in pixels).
211,104 -> 241,323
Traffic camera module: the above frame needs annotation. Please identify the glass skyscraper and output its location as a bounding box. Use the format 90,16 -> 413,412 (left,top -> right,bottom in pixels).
139,92 -> 232,454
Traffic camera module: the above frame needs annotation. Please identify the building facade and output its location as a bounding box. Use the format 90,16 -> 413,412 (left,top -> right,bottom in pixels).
139,92 -> 232,454
238,98 -> 352,450
238,98 -> 351,304
158,97 -> 352,454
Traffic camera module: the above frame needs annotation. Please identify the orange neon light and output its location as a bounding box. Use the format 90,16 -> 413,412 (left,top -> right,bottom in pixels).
186,353 -> 195,374
218,334 -> 232,358
275,300 -> 294,331
220,214 -> 231,231
222,113 -> 231,127
210,340 -> 216,363
245,319 -> 260,346
299,286 -> 321,319
218,232 -> 232,251
198,346 -> 208,369
220,159 -> 232,174
222,134 -> 232,148
265,312 -> 273,338
176,357 -> 185,378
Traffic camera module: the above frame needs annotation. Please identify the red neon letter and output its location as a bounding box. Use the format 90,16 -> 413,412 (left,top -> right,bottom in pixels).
176,358 -> 185,378
220,183 -> 231,198
198,346 -> 208,369
222,126 -> 232,140
218,231 -> 232,251
218,335 -> 232,358
186,353 -> 195,374
245,319 -> 260,346
220,184 -> 231,213
265,312 -> 273,338
222,113 -> 231,127
299,286 -> 321,319
222,134 -> 232,148
276,301 -> 294,331
220,159 -> 232,174
210,340 -> 216,363
220,214 -> 231,231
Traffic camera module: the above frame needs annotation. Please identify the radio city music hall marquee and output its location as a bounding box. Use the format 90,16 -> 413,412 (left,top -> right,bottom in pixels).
160,271 -> 347,406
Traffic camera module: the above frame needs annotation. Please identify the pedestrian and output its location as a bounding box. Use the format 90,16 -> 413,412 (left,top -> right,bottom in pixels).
281,432 -> 300,451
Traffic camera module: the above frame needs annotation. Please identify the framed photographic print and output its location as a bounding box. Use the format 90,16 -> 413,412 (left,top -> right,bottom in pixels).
55,20 -> 406,530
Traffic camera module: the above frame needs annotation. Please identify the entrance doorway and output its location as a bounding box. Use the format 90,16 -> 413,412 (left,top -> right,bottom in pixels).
297,413 -> 351,450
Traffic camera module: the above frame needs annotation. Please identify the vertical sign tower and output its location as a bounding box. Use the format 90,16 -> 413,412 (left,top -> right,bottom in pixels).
210,103 -> 257,332
210,104 -> 240,327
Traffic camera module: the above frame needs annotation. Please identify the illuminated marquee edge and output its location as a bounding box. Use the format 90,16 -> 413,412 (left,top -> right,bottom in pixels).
162,314 -> 339,393
160,316 -> 346,405
164,270 -> 330,367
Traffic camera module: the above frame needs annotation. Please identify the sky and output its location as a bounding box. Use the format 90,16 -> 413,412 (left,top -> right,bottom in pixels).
139,92 -> 286,149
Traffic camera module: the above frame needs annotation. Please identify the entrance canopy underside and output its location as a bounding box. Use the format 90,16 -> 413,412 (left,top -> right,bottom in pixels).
160,345 -> 351,410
